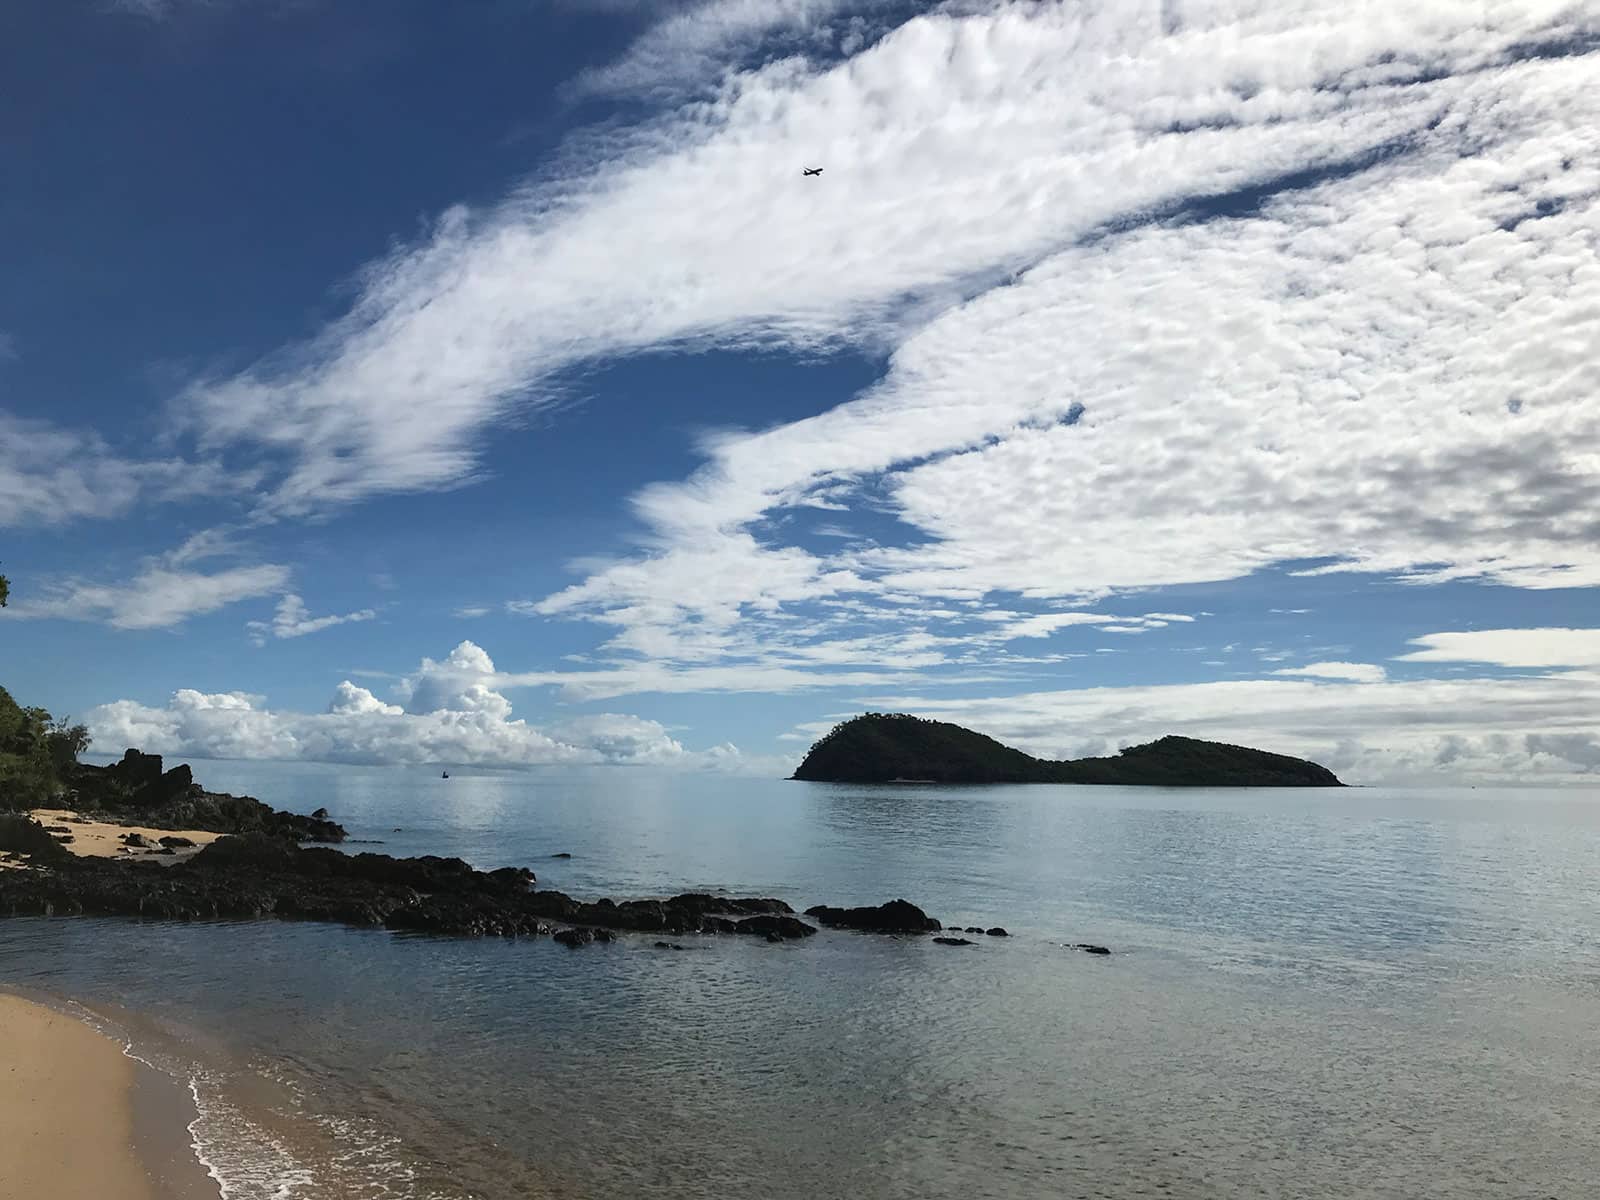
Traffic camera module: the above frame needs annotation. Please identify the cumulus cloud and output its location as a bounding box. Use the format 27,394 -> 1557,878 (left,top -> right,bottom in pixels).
1273,661 -> 1388,684
1396,628 -> 1600,669
246,593 -> 377,645
86,640 -> 755,769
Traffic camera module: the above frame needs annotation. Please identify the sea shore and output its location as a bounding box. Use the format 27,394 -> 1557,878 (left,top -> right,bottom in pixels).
0,991 -> 218,1200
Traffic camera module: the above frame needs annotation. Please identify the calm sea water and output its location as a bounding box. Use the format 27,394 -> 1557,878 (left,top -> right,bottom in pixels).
3,763 -> 1599,1199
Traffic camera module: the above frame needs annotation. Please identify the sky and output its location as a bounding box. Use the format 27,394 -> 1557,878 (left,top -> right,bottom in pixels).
2,0 -> 1599,784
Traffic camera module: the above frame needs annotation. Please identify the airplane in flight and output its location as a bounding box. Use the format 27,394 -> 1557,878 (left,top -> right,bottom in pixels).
802,167 -> 823,176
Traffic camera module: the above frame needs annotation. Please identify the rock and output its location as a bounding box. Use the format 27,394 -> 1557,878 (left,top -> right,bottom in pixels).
154,847 -> 176,856
932,936 -> 974,946
554,926 -> 614,948
51,834 -> 74,844
1074,943 -> 1111,955
550,852 -> 572,859
803,899 -> 941,934
43,825 -> 72,834
120,832 -> 148,848
963,926 -> 984,933
985,927 -> 1009,937
159,836 -> 196,849
653,941 -> 688,950
311,808 -> 329,820
734,915 -> 817,940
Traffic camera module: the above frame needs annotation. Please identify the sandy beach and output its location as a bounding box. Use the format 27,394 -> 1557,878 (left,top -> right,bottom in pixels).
27,809 -> 223,865
0,993 -> 217,1200
0,992 -> 154,1200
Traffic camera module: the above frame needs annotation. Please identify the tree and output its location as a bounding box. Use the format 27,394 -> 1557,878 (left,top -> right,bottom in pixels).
0,687 -> 91,811
0,571 -> 8,607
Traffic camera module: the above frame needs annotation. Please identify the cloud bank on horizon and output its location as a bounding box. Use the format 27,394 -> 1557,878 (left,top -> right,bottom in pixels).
5,0 -> 1600,782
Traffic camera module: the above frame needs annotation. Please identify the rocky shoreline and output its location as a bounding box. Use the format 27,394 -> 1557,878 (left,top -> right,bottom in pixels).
2,750 -> 1018,946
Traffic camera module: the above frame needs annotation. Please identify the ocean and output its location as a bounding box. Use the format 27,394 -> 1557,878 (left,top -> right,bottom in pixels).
3,762 -> 1598,1199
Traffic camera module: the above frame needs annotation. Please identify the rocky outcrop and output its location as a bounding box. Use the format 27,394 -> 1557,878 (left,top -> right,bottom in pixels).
65,750 -> 347,843
803,898 -> 941,933
0,833 -> 821,942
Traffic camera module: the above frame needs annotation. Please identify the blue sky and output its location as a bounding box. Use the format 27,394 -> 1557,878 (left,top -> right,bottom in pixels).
3,0 -> 1600,783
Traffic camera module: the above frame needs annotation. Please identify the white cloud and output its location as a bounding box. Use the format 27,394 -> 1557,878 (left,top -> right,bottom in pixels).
6,563 -> 290,630
504,2 -> 1600,696
85,640 -> 759,769
0,411 -> 243,529
570,0 -> 881,101
1273,661 -> 1388,684
3,532 -> 288,630
246,593 -> 376,645
178,1 -> 1600,522
1397,628 -> 1600,669
105,2 -> 1600,723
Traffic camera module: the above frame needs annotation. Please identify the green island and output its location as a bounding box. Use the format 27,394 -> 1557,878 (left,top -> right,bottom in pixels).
791,713 -> 1343,786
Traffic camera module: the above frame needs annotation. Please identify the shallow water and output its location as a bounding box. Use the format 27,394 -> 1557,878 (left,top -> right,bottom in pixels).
3,765 -> 1599,1198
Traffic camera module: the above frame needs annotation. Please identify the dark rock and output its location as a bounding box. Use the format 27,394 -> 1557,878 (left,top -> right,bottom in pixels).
554,927 -> 601,948
803,899 -> 941,934
964,926 -> 984,933
51,834 -> 74,844
154,847 -> 176,856
43,825 -> 72,834
121,832 -> 149,848
734,915 -> 817,940
65,752 -> 346,844
0,819 -> 72,864
550,852 -> 572,859
311,808 -> 329,820
932,936 -> 974,946
985,927 -> 1009,937
159,836 -> 196,849
653,941 -> 688,950
1074,943 -> 1111,955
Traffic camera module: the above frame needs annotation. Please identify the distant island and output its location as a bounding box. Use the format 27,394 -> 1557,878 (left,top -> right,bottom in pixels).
791,714 -> 1343,787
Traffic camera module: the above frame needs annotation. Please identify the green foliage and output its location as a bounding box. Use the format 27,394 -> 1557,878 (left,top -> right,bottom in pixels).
0,685 -> 92,811
0,571 -> 8,606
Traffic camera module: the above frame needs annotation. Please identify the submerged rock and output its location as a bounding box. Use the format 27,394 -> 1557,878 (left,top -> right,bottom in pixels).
803,899 -> 941,934
932,936 -> 974,946
985,927 -> 1009,937
734,914 -> 816,940
1073,943 -> 1111,955
553,926 -> 616,948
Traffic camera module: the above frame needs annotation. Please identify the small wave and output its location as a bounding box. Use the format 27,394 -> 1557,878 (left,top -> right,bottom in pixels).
188,1073 -> 318,1200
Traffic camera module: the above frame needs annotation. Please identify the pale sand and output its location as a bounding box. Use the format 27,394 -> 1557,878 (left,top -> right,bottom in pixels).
0,993 -> 155,1200
28,809 -> 223,865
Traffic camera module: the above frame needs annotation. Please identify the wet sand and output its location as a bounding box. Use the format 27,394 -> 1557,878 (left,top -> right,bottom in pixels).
0,992 -> 218,1200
